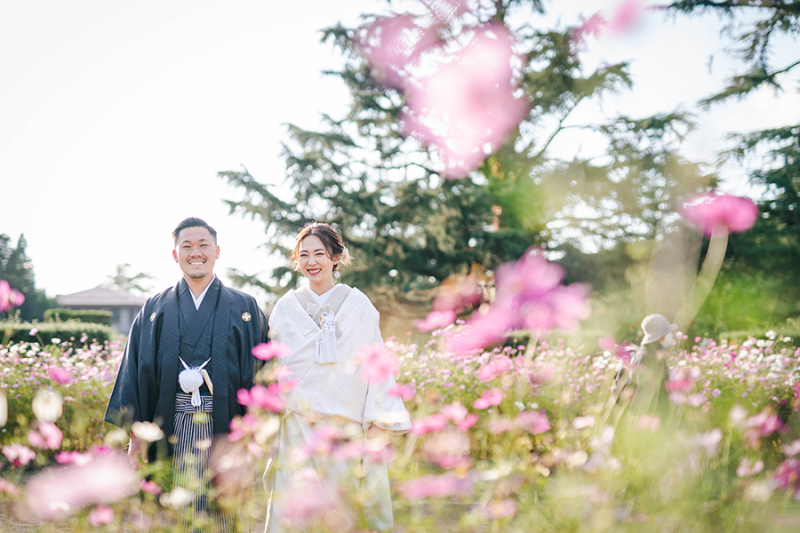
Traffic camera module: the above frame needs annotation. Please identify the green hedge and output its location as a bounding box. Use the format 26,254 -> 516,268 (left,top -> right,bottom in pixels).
0,320 -> 116,345
44,308 -> 113,325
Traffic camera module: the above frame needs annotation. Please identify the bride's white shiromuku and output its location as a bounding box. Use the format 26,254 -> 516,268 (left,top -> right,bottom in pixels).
265,284 -> 411,533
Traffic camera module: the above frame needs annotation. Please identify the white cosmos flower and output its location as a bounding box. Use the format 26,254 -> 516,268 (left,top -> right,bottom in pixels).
32,388 -> 63,422
131,421 -> 164,443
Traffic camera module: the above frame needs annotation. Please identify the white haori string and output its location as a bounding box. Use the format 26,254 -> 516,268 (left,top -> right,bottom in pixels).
178,357 -> 211,407
314,311 -> 338,364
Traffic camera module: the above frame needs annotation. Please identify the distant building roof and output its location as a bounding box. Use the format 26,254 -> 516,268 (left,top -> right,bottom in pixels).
57,286 -> 146,307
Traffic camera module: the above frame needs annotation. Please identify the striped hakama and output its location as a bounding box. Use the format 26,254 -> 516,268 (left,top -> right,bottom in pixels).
173,393 -> 236,532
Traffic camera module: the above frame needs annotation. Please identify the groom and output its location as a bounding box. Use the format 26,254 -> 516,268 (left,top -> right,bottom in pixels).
104,217 -> 268,524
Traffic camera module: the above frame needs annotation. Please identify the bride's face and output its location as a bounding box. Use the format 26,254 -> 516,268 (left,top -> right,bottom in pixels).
298,235 -> 336,285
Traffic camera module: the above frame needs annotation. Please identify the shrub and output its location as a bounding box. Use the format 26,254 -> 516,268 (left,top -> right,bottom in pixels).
44,308 -> 113,326
0,320 -> 116,345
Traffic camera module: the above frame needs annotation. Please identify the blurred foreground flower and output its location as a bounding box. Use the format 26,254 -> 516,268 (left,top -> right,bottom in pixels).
0,279 -> 25,312
448,248 -> 590,353
237,384 -> 285,414
573,0 -> 644,44
252,341 -> 292,361
25,452 -> 137,521
47,367 -> 72,386
131,421 -> 164,443
28,422 -> 63,450
88,505 -> 114,526
397,473 -> 474,499
3,444 -> 36,467
681,193 -> 759,236
354,342 -> 399,383
31,388 -> 63,422
402,24 -> 528,178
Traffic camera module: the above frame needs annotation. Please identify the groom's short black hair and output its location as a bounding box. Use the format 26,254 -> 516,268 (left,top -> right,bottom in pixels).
172,217 -> 217,245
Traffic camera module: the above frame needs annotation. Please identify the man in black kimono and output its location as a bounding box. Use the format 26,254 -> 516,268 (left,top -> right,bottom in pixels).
104,217 -> 268,528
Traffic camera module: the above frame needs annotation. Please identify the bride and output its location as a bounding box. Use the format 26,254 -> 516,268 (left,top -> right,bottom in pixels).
264,223 -> 412,532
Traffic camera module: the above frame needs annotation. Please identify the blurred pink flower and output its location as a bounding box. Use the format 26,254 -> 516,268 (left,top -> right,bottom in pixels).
55,451 -> 92,465
237,384 -> 285,414
355,343 -> 399,384
359,14 -> 429,89
397,473 -> 473,499
450,248 -> 590,353
696,428 -> 723,457
488,419 -> 514,434
47,367 -> 71,386
25,452 -> 137,521
681,193 -> 759,236
515,410 -> 550,435
608,0 -> 643,33
88,505 -> 114,527
473,388 -> 504,410
3,444 -> 36,466
29,328 -> 38,336
422,429 -> 471,468
387,383 -> 416,401
440,402 -> 468,424
774,458 -> 800,497
0,478 -> 20,496
737,458 -> 764,477
411,413 -> 448,436
636,415 -> 661,432
456,413 -> 479,432
402,23 -> 528,178
483,498 -> 518,519
574,13 -> 606,43
252,341 -> 292,361
0,280 -> 24,313
478,355 -> 513,382
28,422 -> 63,450
665,374 -> 694,394
277,479 -> 345,530
416,310 -> 457,332
140,479 -> 162,495
432,276 -> 482,313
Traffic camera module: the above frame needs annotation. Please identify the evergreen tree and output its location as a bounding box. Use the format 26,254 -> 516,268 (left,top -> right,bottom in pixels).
105,263 -> 154,296
220,0 -> 637,300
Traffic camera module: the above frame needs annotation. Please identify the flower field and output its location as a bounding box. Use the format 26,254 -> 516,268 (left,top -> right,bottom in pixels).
2,329 -> 800,532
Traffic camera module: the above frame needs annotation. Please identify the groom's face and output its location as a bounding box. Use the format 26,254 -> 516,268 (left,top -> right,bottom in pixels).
172,226 -> 219,281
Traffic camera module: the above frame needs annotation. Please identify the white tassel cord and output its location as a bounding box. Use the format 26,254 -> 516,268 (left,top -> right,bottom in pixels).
178,357 -> 211,407
314,311 -> 338,364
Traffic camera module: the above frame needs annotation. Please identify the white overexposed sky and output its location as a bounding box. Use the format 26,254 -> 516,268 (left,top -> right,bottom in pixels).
1,0 -> 798,302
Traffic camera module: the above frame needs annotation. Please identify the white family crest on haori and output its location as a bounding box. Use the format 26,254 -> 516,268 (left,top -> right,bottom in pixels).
178,357 -> 210,407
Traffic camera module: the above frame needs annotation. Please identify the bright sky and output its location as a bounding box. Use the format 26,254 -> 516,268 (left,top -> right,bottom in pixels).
2,0 -> 797,302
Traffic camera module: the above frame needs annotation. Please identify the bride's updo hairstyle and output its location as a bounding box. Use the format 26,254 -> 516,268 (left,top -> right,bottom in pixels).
290,222 -> 348,272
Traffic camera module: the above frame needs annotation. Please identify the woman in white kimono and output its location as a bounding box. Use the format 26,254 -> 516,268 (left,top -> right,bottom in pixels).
264,223 -> 412,533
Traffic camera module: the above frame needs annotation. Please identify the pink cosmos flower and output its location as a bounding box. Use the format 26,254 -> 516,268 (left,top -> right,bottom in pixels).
47,367 -> 72,386
25,453 -> 137,521
737,458 -> 764,477
488,419 -> 514,434
473,389 -> 504,410
483,498 -> 518,519
478,355 -> 514,382
88,505 -> 114,527
359,14 -> 428,89
355,343 -> 399,384
252,341 -> 292,361
55,451 -> 93,465
456,413 -> 479,432
440,402 -> 468,424
0,478 -> 20,496
432,275 -> 482,312
3,444 -> 36,466
774,458 -> 800,497
237,384 -> 285,414
0,280 -> 25,313
665,374 -> 695,394
449,248 -> 590,353
401,23 -> 528,178
515,410 -> 551,435
140,479 -> 162,495
681,193 -> 759,236
410,413 -> 448,436
397,473 -> 474,499
415,310 -> 457,332
608,0 -> 643,33
387,383 -> 416,401
28,422 -> 63,450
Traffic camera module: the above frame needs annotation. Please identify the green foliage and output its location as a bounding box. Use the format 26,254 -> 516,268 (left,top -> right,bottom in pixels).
219,1 -> 648,300
44,308 -> 113,325
0,320 -> 115,345
105,263 -> 153,296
